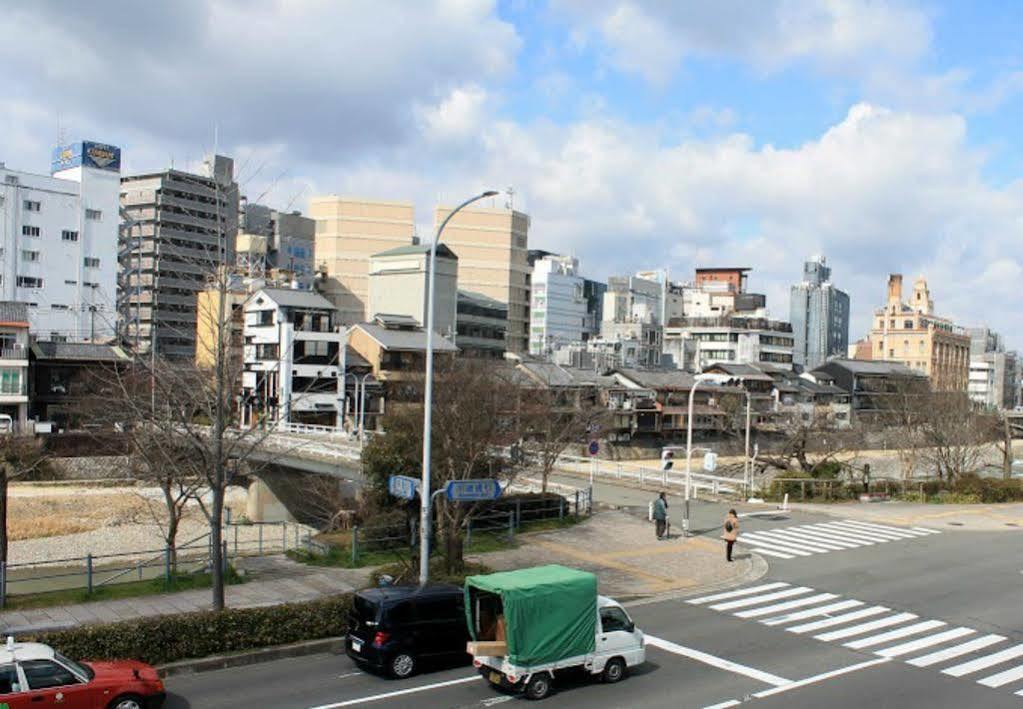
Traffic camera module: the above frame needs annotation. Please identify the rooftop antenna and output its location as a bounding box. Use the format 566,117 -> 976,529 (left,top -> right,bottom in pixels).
505,186 -> 514,210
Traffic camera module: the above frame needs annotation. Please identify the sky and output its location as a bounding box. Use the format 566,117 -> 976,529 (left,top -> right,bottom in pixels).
2,0 -> 1022,347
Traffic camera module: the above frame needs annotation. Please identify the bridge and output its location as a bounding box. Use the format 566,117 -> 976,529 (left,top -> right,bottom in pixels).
1006,411 -> 1023,437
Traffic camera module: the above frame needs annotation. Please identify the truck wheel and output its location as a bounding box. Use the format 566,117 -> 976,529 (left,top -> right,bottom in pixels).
389,652 -> 416,678
524,673 -> 552,700
602,657 -> 626,683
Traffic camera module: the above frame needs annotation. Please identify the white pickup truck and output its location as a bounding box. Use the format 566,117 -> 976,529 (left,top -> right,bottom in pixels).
465,565 -> 645,700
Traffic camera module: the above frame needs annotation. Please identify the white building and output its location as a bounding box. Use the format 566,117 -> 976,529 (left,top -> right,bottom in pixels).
529,255 -> 587,356
0,302 -> 30,428
240,288 -> 345,427
663,316 -> 795,372
0,142 -> 121,341
968,359 -> 996,409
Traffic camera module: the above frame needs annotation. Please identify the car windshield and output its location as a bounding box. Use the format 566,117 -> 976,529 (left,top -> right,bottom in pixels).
54,652 -> 94,681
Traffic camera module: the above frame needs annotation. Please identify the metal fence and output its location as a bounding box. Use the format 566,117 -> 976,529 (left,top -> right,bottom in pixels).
554,454 -> 744,497
0,520 -> 312,608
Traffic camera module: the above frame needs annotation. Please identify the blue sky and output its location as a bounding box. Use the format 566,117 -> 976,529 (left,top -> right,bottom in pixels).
1,1 -> 1021,346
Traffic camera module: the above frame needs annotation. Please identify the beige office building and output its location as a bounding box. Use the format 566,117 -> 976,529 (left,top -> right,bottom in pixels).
310,197 -> 415,324
865,274 -> 970,391
434,206 -> 530,353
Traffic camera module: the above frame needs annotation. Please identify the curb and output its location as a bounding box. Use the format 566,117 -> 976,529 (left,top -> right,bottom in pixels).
157,637 -> 345,678
622,551 -> 770,609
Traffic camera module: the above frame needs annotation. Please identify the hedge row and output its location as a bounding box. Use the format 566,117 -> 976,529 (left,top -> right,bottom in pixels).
31,593 -> 353,666
918,474 -> 1023,504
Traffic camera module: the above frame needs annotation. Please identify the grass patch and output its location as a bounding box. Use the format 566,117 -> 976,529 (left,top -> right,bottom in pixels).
4,567 -> 244,611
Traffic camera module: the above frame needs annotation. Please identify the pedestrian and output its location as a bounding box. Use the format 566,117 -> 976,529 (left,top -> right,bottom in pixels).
722,508 -> 739,562
653,492 -> 668,540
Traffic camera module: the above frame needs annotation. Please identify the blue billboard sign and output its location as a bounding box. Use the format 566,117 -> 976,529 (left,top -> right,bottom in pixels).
445,479 -> 501,502
388,475 -> 420,500
51,141 -> 121,174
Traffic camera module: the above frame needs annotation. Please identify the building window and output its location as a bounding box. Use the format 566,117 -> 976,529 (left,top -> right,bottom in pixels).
21,225 -> 40,237
62,230 -> 79,242
51,304 -> 70,310
23,200 -> 41,212
85,208 -> 102,220
49,333 -> 68,343
83,257 -> 100,268
64,279 -> 77,285
257,310 -> 273,326
4,175 -> 18,185
20,250 -> 40,262
16,276 -> 43,288
0,369 -> 23,395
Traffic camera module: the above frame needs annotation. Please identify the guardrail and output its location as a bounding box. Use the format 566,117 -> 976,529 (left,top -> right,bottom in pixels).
554,454 -> 742,497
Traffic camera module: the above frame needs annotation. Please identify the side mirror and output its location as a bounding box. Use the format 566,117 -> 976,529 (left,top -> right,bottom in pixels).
626,621 -> 635,633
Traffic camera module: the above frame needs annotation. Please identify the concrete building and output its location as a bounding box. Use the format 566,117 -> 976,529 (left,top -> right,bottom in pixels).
366,243 -> 458,337
529,255 -> 587,356
810,358 -> 928,423
238,202 -> 315,287
790,256 -> 850,370
967,326 -> 1019,410
456,290 -> 507,359
434,205 -> 530,353
240,287 -> 343,427
1,141 -> 121,341
582,279 -> 607,340
310,197 -> 415,325
0,302 -> 30,429
865,274 -> 969,391
119,155 -> 239,358
29,340 -> 129,429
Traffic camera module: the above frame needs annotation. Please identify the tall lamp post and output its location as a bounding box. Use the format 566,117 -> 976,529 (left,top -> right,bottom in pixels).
419,190 -> 499,586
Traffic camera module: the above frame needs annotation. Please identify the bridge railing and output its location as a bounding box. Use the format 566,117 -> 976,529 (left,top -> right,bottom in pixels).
553,454 -> 741,497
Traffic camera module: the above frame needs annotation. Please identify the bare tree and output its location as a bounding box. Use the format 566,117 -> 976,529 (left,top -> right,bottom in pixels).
756,412 -> 863,479
992,412 -> 1015,480
0,435 -> 48,564
916,392 -> 992,481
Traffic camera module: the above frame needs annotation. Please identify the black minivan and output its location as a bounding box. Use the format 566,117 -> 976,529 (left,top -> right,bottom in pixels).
346,584 -> 470,678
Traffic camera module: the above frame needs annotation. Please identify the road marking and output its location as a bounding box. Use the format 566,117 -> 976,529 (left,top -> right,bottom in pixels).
907,634 -> 1007,667
814,612 -> 917,642
645,634 -> 792,687
750,657 -> 890,699
480,696 -> 514,706
831,520 -> 923,539
744,531 -> 836,553
709,586 -> 814,612
797,524 -> 877,546
787,606 -> 890,634
739,535 -> 815,556
821,522 -> 906,542
687,582 -> 790,605
337,672 -> 363,679
876,627 -> 976,658
910,526 -> 942,535
977,662 -> 1023,688
781,527 -> 863,548
842,620 -> 946,650
809,523 -> 895,544
942,644 -> 1023,677
746,546 -> 796,559
702,701 -> 742,709
761,599 -> 864,626
308,675 -> 480,708
734,593 -> 839,619
755,529 -> 849,551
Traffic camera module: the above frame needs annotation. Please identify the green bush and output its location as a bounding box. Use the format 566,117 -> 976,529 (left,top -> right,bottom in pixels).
31,593 -> 353,666
895,475 -> 1023,504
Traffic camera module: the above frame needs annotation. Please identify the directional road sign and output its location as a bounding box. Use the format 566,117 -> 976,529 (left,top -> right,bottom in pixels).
588,440 -> 600,456
445,479 -> 502,501
388,474 -> 420,500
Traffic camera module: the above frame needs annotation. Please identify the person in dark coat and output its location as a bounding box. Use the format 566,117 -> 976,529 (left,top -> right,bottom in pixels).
653,492 -> 668,540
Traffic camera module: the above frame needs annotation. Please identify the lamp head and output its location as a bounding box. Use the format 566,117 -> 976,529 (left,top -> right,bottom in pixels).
481,190 -> 499,198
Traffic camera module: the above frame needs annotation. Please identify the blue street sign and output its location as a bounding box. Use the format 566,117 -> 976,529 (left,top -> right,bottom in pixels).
445,479 -> 502,502
388,475 -> 420,500
588,440 -> 600,456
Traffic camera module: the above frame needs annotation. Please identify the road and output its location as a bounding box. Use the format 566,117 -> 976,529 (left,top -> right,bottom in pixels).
163,506 -> 1023,708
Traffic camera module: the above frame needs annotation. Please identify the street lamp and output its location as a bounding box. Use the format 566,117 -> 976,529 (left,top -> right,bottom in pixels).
684,373 -> 752,534
419,190 -> 499,585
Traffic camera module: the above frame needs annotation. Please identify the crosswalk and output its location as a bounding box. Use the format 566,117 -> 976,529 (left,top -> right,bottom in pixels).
688,582 -> 1023,699
738,519 -> 940,559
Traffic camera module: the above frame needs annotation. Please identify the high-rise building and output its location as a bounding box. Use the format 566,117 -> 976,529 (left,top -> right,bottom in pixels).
119,155 -> 239,358
311,197 -> 415,325
434,205 -> 530,353
790,256 -> 850,370
238,202 -> 315,287
529,255 -> 587,356
865,274 -> 969,391
1,141 -> 121,341
966,326 -> 1019,409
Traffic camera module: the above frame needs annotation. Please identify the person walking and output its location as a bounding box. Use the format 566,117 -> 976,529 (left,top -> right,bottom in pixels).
653,492 -> 668,540
722,508 -> 739,562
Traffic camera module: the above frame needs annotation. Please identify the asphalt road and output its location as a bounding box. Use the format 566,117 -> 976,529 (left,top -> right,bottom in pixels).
164,507 -> 1023,708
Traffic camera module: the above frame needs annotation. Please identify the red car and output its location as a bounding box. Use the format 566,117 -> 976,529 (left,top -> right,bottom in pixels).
0,639 -> 165,708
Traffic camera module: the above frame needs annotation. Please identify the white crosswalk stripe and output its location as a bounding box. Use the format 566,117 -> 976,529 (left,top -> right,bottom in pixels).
688,580 -> 1023,701
735,519 -> 937,560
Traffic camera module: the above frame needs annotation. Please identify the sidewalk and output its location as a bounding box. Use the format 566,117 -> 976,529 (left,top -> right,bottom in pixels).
471,509 -> 765,599
786,501 -> 1023,531
0,556 -> 369,635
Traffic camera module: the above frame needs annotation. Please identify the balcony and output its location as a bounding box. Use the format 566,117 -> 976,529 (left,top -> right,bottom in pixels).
0,346 -> 28,361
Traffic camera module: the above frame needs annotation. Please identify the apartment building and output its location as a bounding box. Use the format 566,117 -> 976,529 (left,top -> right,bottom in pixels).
434,205 -> 530,353
0,302 -> 30,428
238,202 -> 315,287
119,155 -> 239,358
456,290 -> 508,358
0,141 -> 121,341
967,326 -> 1019,409
366,243 -> 458,337
790,256 -> 850,370
311,197 -> 415,325
529,255 -> 587,356
866,275 -> 969,391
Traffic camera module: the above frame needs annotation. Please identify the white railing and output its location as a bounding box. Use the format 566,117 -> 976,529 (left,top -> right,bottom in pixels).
274,421 -> 352,439
554,454 -> 741,496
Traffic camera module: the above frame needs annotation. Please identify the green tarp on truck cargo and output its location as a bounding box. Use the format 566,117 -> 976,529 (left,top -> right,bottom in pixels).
465,565 -> 597,667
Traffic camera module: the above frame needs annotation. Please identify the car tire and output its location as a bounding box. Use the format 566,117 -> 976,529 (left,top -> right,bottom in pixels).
389,652 -> 416,679
601,657 -> 626,683
108,695 -> 145,709
524,673 -> 552,700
